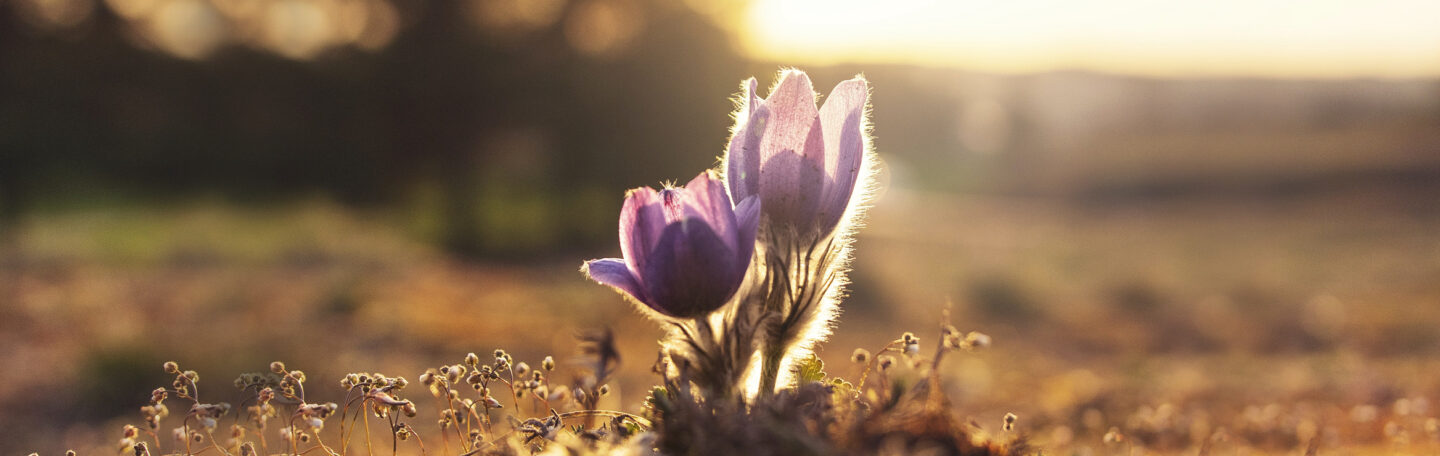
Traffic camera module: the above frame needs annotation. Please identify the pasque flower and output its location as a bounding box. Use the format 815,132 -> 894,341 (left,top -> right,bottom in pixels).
723,70 -> 873,396
727,70 -> 868,237
583,171 -> 760,318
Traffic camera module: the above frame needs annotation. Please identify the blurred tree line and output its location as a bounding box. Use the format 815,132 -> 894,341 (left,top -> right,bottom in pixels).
5,0 -> 1440,258
0,0 -> 758,257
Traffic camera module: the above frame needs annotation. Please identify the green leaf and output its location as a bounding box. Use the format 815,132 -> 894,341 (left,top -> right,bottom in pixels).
794,354 -> 827,384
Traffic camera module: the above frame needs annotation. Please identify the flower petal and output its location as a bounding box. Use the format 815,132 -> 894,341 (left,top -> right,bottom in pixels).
760,71 -> 822,170
618,187 -> 665,280
679,171 -> 738,253
582,258 -> 648,305
642,219 -> 740,318
755,71 -> 829,232
727,78 -> 769,203
759,144 -> 825,231
733,195 -> 761,268
816,77 -> 868,233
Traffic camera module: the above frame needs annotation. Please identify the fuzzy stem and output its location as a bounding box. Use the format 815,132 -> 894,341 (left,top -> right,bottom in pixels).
758,338 -> 785,397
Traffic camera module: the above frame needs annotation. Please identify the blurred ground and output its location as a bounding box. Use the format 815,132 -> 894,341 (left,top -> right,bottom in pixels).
4,180 -> 1440,454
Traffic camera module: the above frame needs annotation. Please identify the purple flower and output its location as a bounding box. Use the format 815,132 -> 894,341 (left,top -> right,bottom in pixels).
727,70 -> 868,236
583,171 -> 760,318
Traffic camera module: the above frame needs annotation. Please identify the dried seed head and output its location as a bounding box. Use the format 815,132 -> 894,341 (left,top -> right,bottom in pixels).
965,331 -> 992,349
163,361 -> 180,374
1104,427 -> 1124,444
1004,413 -> 1018,431
902,332 -> 915,344
465,352 -> 480,366
877,355 -> 894,370
270,361 -> 285,373
548,385 -> 569,402
514,362 -> 531,377
542,356 -> 556,371
851,348 -> 871,364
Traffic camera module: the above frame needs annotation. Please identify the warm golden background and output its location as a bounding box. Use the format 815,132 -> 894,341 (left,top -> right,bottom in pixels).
3,0 -> 1440,454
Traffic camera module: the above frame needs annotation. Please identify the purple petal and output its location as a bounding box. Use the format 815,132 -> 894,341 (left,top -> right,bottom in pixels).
727,78 -> 769,203
733,195 -> 761,268
642,219 -> 740,318
759,71 -> 822,171
678,171 -> 738,253
618,187 -> 665,281
756,71 -> 829,232
816,77 -> 868,233
759,143 -> 825,231
582,258 -> 648,305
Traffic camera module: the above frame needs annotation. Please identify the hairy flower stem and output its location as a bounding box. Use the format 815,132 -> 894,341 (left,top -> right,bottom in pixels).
758,340 -> 784,397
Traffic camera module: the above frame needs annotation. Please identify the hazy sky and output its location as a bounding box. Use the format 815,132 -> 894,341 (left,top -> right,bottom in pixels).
741,0 -> 1440,78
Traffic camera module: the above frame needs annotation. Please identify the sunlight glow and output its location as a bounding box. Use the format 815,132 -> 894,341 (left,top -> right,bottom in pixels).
743,0 -> 1440,78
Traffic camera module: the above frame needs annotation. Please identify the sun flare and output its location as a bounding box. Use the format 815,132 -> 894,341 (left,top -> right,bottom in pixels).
742,0 -> 1440,78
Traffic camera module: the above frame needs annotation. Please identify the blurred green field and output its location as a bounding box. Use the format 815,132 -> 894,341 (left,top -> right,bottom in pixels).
5,185 -> 1439,455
